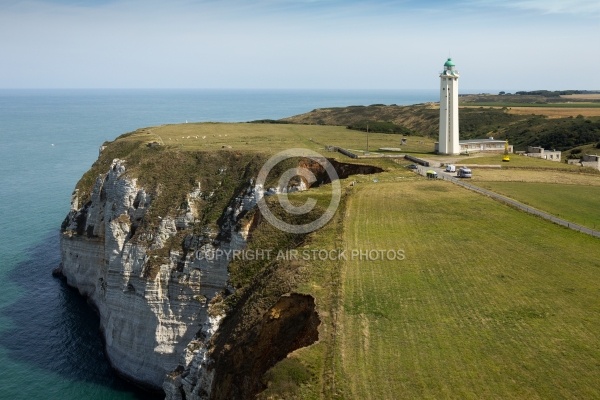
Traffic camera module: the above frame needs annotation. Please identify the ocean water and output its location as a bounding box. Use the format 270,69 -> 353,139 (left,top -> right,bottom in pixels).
0,89 -> 437,399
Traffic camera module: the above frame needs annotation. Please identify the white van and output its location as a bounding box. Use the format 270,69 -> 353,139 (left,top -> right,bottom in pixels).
445,164 -> 456,172
457,167 -> 472,178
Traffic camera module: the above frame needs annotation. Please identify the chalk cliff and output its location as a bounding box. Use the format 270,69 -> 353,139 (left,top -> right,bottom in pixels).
58,135 -> 375,399
60,157 -> 257,392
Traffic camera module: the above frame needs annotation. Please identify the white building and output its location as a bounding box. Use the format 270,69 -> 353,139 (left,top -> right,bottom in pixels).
438,58 -> 460,155
568,154 -> 600,170
460,139 -> 513,154
435,138 -> 513,154
526,146 -> 561,162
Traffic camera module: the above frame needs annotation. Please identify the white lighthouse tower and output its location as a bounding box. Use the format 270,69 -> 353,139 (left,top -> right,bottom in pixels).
438,58 -> 460,155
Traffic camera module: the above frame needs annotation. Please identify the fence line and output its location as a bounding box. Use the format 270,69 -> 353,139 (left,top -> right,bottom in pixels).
437,173 -> 600,239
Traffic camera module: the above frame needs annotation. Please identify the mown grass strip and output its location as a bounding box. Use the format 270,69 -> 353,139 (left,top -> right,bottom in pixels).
477,181 -> 600,230
338,179 -> 600,399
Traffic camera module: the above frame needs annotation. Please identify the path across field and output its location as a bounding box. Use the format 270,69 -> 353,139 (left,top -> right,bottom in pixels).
416,166 -> 600,239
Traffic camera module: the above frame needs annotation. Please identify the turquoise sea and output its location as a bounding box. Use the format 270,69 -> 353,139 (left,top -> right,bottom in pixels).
0,89 -> 439,399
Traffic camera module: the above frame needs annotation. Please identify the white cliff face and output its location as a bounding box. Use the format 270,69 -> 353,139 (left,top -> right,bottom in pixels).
60,159 -> 259,391
163,185 -> 260,400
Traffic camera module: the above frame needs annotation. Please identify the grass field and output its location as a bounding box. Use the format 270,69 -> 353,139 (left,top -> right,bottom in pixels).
471,169 -> 600,185
392,154 -> 598,175
560,94 -> 600,100
461,103 -> 600,108
140,123 -> 435,155
505,107 -> 600,118
457,154 -> 584,170
337,179 -> 600,399
108,121 -> 600,398
460,105 -> 600,118
477,182 -> 600,230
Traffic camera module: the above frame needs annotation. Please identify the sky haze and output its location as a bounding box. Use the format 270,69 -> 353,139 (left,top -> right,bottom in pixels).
1,0 -> 599,91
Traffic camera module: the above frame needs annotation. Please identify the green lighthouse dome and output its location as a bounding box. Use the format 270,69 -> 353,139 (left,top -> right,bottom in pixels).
444,58 -> 455,67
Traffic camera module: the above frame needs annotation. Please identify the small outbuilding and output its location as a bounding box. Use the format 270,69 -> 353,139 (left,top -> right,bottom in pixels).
569,154 -> 600,171
526,146 -> 561,162
435,138 -> 514,154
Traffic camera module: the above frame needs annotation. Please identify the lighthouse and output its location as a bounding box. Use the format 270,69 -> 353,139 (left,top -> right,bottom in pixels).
438,58 -> 460,155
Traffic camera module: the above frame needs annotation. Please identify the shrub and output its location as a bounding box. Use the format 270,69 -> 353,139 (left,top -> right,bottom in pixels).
347,120 -> 416,135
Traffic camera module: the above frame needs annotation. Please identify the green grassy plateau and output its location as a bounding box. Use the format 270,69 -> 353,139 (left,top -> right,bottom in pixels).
337,180 -> 600,399
148,122 -> 435,154
462,102 -> 600,108
477,182 -> 600,230
86,120 -> 600,399
457,154 -> 582,170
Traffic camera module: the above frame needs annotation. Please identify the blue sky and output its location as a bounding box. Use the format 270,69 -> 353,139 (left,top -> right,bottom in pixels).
1,0 -> 599,90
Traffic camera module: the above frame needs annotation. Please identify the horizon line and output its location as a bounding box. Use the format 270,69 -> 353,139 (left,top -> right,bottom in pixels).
2,87 -> 596,92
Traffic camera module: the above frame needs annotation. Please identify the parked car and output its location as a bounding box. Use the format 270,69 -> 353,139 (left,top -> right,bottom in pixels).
406,164 -> 418,170
445,164 -> 456,172
457,167 -> 472,178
